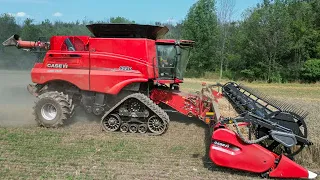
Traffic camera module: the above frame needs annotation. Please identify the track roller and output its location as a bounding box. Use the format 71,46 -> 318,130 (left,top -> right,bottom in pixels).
138,124 -> 147,134
129,124 -> 138,133
120,123 -> 129,133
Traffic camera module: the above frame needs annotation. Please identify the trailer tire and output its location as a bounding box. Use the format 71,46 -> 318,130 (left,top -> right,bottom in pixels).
33,91 -> 74,128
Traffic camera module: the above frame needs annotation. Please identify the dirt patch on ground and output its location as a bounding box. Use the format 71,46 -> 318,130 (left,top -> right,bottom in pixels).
0,70 -> 319,179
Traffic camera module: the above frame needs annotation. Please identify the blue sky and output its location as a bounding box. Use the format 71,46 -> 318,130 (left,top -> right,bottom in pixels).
0,0 -> 261,24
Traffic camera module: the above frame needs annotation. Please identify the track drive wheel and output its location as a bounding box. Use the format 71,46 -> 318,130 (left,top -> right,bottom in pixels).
34,91 -> 74,128
102,114 -> 121,132
147,115 -> 167,135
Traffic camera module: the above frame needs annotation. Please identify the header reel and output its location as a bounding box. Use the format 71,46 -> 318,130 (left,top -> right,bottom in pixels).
207,82 -> 316,179
221,82 -> 312,158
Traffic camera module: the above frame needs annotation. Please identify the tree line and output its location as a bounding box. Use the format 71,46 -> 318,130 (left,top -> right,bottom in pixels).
1,0 -> 320,82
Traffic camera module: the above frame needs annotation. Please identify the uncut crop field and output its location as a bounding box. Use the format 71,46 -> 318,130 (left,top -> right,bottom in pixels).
0,71 -> 319,179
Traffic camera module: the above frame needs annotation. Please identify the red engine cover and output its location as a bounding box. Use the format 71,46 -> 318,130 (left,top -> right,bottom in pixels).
209,128 -> 276,173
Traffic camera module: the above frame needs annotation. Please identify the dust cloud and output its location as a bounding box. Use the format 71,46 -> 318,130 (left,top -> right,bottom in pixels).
0,70 -> 101,127
0,69 -> 237,128
0,70 -> 36,127
0,70 -> 115,129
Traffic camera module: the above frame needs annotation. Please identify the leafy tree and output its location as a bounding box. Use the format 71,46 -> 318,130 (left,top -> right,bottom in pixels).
221,0 -> 320,82
0,14 -> 26,69
163,22 -> 183,39
217,0 -> 235,80
241,0 -> 292,82
109,16 -> 135,24
21,18 -> 41,41
2,0 -> 320,83
182,0 -> 219,74
301,59 -> 320,82
0,14 -> 21,44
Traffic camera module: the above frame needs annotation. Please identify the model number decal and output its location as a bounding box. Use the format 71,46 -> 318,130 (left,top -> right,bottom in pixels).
119,66 -> 132,71
47,63 -> 68,69
47,69 -> 63,73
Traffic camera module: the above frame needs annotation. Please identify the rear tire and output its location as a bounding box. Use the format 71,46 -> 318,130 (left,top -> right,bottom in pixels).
34,91 -> 74,128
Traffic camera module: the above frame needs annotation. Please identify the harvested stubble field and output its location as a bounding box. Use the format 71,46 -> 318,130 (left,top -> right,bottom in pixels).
0,70 -> 319,180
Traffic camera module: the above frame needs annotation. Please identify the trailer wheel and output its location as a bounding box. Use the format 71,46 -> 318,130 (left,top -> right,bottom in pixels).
34,91 -> 74,128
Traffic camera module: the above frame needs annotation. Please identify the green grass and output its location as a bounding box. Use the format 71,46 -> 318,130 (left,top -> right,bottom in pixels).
0,79 -> 320,179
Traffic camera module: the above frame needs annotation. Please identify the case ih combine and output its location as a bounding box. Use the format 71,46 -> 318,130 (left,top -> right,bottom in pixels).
2,24 -> 317,179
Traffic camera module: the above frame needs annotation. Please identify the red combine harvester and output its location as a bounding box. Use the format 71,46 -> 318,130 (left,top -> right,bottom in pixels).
2,24 -> 317,179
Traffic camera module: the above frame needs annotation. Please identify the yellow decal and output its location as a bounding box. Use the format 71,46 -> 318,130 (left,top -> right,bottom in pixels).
206,112 -> 215,116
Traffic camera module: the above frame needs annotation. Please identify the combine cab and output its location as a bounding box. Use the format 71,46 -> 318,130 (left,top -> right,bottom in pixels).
2,23 -> 317,179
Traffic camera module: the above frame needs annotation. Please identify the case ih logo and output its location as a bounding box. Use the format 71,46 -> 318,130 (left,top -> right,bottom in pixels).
213,141 -> 230,148
47,63 -> 68,69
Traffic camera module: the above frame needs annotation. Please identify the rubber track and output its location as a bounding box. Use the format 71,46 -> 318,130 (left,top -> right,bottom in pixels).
101,93 -> 170,135
34,91 -> 74,127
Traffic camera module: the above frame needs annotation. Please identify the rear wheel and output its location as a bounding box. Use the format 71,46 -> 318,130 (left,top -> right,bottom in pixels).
34,91 -> 74,128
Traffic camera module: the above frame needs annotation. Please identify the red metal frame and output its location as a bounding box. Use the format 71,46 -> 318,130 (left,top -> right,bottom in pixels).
30,36 -> 161,94
150,89 -> 201,117
209,126 -> 313,179
210,128 -> 276,173
31,35 -> 195,95
269,155 -> 309,178
150,87 -> 222,123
